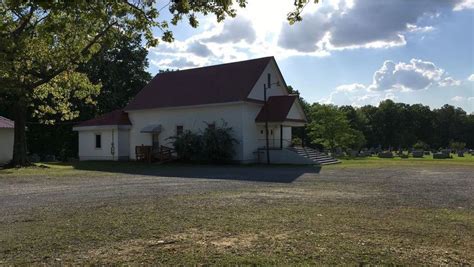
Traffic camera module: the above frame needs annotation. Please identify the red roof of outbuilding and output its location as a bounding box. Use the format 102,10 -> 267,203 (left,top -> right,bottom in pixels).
75,110 -> 131,127
0,116 -> 14,128
125,57 -> 273,111
255,95 -> 306,123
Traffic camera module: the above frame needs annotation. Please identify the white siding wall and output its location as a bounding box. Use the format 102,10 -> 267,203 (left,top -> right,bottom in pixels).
240,102 -> 261,162
117,129 -> 130,160
247,60 -> 288,101
0,128 -> 14,164
78,128 -> 118,160
127,103 -> 245,161
287,101 -> 306,120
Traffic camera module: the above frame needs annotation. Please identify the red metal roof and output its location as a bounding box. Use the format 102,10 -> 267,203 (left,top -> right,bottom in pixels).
125,57 -> 273,111
75,110 -> 131,127
0,116 -> 14,128
255,95 -> 306,123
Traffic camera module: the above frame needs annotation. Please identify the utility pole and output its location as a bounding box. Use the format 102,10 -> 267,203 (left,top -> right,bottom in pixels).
263,73 -> 280,165
264,82 -> 270,164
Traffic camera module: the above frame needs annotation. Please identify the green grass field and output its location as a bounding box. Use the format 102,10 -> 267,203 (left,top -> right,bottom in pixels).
332,153 -> 474,168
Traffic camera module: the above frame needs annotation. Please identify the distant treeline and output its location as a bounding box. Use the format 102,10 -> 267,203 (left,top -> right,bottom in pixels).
298,98 -> 474,151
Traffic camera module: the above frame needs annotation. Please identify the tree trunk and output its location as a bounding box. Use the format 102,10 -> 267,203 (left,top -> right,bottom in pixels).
11,99 -> 30,166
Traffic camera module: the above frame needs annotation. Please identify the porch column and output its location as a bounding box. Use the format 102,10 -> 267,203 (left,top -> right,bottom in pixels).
280,124 -> 283,149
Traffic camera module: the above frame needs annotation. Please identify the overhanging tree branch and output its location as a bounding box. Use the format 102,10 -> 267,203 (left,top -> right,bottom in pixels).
11,5 -> 36,37
30,21 -> 118,89
124,0 -> 154,22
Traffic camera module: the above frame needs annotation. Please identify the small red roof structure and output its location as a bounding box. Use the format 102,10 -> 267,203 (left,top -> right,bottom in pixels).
0,116 -> 14,128
75,110 -> 131,127
255,95 -> 306,123
125,57 -> 274,111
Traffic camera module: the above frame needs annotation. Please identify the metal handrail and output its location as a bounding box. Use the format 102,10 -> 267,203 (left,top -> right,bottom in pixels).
257,138 -> 292,149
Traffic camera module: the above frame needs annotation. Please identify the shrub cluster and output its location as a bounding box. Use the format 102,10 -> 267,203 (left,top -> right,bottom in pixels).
169,122 -> 238,163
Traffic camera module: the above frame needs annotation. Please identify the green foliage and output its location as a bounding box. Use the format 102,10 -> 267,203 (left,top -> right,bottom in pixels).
449,141 -> 466,151
16,32 -> 152,160
307,103 -> 364,150
31,71 -> 101,124
292,137 -> 303,146
201,122 -> 238,163
413,141 -> 429,151
287,0 -> 320,24
329,100 -> 474,150
350,129 -> 367,150
79,33 -> 151,115
170,130 -> 202,162
170,122 -> 237,163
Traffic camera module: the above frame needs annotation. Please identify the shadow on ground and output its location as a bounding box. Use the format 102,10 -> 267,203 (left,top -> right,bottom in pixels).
69,161 -> 321,183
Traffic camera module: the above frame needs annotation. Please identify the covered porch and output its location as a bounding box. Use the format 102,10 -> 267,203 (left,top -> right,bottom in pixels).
255,121 -> 306,149
254,94 -> 307,150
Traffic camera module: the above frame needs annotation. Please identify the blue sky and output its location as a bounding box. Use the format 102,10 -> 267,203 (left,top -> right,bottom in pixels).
147,0 -> 474,113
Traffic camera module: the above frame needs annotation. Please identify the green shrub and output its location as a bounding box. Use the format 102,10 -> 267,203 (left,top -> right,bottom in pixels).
169,121 -> 237,163
291,137 -> 302,146
449,141 -> 466,152
413,141 -> 429,151
201,122 -> 238,163
169,130 -> 202,161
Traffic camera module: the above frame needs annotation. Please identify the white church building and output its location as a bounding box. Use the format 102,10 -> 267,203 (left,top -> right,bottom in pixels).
73,57 -> 319,164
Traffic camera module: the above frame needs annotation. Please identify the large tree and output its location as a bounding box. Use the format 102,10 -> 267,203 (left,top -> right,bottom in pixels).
25,32 -> 153,161
79,33 -> 152,115
307,104 -> 365,151
0,0 -> 319,166
0,0 -> 246,166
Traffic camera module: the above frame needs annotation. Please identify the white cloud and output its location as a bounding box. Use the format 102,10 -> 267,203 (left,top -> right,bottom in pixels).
151,57 -> 199,69
335,83 -> 366,92
407,24 -> 435,33
322,58 -> 465,107
453,0 -> 474,10
368,59 -> 459,91
204,17 -> 256,44
321,83 -> 398,107
439,77 -> 462,87
149,0 -> 467,69
186,41 -> 213,57
468,74 -> 474,81
451,96 -> 465,102
278,0 -> 462,53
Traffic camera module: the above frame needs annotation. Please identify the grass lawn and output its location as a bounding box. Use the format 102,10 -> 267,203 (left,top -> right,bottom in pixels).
0,157 -> 473,264
332,153 -> 474,168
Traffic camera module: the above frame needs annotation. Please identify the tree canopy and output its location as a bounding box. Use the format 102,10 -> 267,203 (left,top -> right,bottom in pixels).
78,33 -> 151,115
302,99 -> 474,151
307,104 -> 365,150
23,32 -> 152,161
0,0 -> 246,166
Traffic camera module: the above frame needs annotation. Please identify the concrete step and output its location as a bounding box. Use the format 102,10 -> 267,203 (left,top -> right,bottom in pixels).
287,146 -> 340,165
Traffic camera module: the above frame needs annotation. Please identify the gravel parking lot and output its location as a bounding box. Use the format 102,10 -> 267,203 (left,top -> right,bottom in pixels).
0,163 -> 473,264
